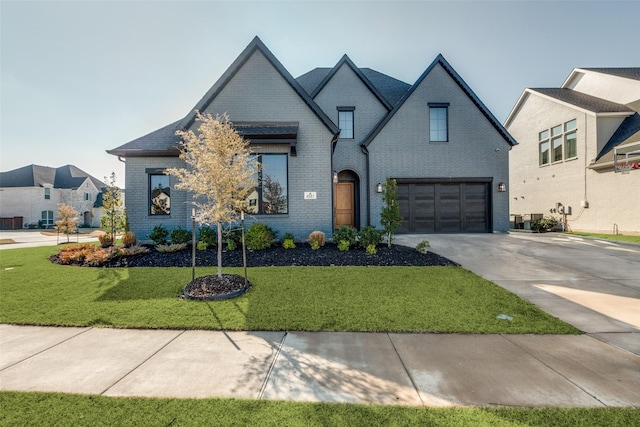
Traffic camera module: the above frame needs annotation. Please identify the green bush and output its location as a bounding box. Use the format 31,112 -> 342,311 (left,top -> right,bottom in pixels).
224,228 -> 242,249
283,239 -> 296,249
283,232 -> 294,241
149,224 -> 168,245
333,226 -> 357,248
416,240 -> 430,254
308,231 -> 325,247
357,226 -> 383,249
337,240 -> 351,251
170,227 -> 192,245
365,244 -> 377,255
196,241 -> 208,251
531,217 -> 558,233
245,223 -> 276,250
198,226 -> 217,247
226,238 -> 237,251
310,240 -> 320,250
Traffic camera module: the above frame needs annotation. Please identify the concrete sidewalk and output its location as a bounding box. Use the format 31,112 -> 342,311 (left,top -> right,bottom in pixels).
1,324 -> 639,407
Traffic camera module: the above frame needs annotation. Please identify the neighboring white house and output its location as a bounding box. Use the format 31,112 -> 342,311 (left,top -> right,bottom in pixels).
0,164 -> 106,229
505,68 -> 640,235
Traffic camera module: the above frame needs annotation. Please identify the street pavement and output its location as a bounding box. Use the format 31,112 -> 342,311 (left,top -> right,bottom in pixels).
1,232 -> 639,407
0,229 -> 100,250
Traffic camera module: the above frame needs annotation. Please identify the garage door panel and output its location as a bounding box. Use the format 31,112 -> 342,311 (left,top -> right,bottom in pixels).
397,182 -> 489,233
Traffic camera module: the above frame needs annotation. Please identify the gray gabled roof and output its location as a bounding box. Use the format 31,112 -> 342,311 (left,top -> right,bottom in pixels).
580,68 -> 640,81
0,164 -> 104,189
296,61 -> 411,109
363,54 -> 517,147
530,88 -> 634,114
107,121 -> 182,157
177,36 -> 338,135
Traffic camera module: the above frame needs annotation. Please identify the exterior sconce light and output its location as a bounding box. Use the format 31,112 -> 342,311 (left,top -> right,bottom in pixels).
497,182 -> 507,192
376,183 -> 383,193
333,171 -> 338,184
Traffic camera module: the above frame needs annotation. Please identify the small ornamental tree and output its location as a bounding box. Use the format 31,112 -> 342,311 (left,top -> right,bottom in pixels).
166,112 -> 259,278
55,203 -> 78,243
100,172 -> 126,242
380,178 -> 403,247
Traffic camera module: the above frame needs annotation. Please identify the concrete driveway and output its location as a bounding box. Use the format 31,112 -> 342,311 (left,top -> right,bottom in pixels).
395,233 -> 640,349
0,229 -> 100,250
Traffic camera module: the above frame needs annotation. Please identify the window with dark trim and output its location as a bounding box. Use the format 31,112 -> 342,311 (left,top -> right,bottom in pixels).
538,119 -> 578,166
246,154 -> 288,214
44,188 -> 51,200
337,107 -> 355,139
429,103 -> 448,142
149,173 -> 170,215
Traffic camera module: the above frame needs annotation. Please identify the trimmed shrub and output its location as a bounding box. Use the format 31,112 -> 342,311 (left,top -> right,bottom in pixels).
283,239 -> 296,249
308,231 -> 325,247
149,224 -> 168,245
310,240 -> 320,250
224,228 -> 242,249
197,241 -> 208,251
357,226 -> 383,249
120,244 -> 150,256
170,227 -> 192,245
198,226 -> 217,247
531,217 -> 558,233
337,240 -> 351,251
226,238 -> 237,251
245,223 -> 276,250
416,240 -> 430,254
98,233 -> 113,248
365,244 -> 377,255
121,231 -> 137,248
333,226 -> 357,248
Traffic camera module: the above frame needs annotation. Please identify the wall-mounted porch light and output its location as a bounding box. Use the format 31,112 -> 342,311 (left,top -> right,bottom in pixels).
497,182 -> 507,192
333,171 -> 338,184
376,182 -> 383,193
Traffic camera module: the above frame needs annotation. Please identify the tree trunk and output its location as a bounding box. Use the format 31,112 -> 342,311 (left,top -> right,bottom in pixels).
216,221 -> 223,277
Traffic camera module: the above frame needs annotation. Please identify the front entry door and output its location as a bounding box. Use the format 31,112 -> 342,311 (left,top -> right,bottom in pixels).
335,182 -> 355,228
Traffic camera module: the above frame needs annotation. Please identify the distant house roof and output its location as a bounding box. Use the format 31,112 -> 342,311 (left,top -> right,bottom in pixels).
578,68 -> 640,81
0,164 -> 104,189
529,88 -> 634,114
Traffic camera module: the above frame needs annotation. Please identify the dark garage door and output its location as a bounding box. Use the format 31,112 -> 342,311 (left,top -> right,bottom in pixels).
397,182 -> 490,233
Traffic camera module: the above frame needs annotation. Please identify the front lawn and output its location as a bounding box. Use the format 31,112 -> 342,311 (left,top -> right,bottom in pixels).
0,246 -> 579,334
1,392 -> 637,427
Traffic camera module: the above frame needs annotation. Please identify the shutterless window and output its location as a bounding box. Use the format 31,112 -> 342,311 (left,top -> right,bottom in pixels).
246,154 -> 288,215
338,109 -> 354,139
539,129 -> 550,166
429,106 -> 448,142
564,119 -> 577,159
41,210 -> 54,226
44,188 -> 51,200
149,174 -> 170,215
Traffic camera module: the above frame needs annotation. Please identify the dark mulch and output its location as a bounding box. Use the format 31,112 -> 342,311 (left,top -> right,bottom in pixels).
97,242 -> 457,268
183,273 -> 250,301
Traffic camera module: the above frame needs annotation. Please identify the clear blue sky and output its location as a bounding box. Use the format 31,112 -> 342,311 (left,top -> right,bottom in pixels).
2,0 -> 638,187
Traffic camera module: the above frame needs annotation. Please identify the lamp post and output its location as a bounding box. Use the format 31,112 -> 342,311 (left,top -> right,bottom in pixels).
191,208 -> 196,282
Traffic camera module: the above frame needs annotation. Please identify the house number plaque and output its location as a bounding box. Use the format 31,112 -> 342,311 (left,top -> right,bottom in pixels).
304,192 -> 317,200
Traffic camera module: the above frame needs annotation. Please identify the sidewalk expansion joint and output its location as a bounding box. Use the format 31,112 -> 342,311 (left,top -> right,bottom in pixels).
0,326 -> 94,372
501,334 -> 608,407
386,333 -> 425,406
99,329 -> 186,396
258,331 -> 287,400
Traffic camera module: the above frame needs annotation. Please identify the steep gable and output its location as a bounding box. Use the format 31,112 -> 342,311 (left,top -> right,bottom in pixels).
0,164 -> 103,189
364,54 -> 516,147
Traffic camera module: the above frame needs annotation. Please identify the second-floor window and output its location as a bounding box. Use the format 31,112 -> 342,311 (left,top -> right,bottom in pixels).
338,107 -> 354,139
44,188 -> 51,200
429,104 -> 448,142
538,119 -> 577,166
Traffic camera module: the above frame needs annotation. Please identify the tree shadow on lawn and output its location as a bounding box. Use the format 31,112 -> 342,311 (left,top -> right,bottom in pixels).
94,268 -> 190,301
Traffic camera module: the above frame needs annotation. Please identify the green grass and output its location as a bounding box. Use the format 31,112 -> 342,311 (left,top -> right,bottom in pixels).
0,246 -> 578,334
562,231 -> 640,245
1,392 -> 638,427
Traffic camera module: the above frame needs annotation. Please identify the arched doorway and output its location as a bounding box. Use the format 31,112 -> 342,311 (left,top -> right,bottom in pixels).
334,170 -> 360,229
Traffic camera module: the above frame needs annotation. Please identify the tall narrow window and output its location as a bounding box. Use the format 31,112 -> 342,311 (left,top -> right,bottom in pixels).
429,105 -> 448,142
245,154 -> 288,214
149,174 -> 170,215
564,119 -> 577,159
338,107 -> 354,139
538,129 -> 550,166
44,188 -> 51,200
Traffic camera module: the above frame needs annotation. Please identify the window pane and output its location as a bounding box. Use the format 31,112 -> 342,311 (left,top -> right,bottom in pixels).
44,188 -> 50,200
261,155 -> 288,214
539,130 -> 549,141
338,111 -> 354,139
150,175 -> 170,215
565,131 -> 577,158
552,136 -> 563,162
430,107 -> 448,142
539,141 -> 549,165
551,125 -> 562,137
565,119 -> 577,132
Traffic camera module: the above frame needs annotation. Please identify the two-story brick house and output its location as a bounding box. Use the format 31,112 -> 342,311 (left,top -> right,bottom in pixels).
108,37 -> 515,240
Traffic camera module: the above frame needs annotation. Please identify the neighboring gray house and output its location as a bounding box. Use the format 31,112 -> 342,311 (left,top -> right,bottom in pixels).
108,37 -> 515,240
0,164 -> 105,229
